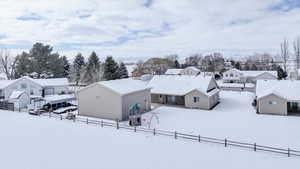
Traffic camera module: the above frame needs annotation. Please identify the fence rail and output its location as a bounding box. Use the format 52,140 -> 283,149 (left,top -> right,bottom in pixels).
38,112 -> 300,158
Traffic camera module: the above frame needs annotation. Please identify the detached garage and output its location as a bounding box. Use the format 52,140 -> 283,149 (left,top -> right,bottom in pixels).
77,79 -> 151,121
8,91 -> 30,110
256,80 -> 300,116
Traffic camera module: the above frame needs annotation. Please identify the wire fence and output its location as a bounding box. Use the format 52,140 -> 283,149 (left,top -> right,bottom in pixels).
37,112 -> 300,158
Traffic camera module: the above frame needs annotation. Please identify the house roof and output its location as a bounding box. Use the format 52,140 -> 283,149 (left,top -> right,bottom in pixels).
0,80 -> 16,89
147,75 -> 215,96
31,78 -> 69,87
99,78 -> 150,95
165,69 -> 183,75
256,80 -> 300,101
184,66 -> 200,72
9,91 -> 26,99
241,71 -> 277,77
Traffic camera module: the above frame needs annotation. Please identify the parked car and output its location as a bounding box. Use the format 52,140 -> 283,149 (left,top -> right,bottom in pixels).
28,109 -> 46,116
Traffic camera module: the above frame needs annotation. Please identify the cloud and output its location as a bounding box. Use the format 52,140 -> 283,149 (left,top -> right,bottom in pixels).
0,0 -> 300,60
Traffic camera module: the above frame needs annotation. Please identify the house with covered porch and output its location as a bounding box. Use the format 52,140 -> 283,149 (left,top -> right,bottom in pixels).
147,75 -> 220,110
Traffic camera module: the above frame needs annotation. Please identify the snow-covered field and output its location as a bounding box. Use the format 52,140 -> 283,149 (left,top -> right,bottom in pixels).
0,91 -> 300,169
143,91 -> 300,150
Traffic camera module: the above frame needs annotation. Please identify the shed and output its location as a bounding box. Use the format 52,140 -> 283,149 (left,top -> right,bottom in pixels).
8,91 -> 30,109
77,79 -> 151,121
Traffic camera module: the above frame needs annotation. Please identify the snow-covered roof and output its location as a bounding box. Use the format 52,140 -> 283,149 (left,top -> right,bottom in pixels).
241,71 -> 277,77
147,75 -> 215,96
0,80 -> 16,89
99,78 -> 150,95
184,66 -> 200,72
32,78 -> 69,87
165,69 -> 183,75
256,80 -> 300,101
44,94 -> 75,104
9,91 -> 26,99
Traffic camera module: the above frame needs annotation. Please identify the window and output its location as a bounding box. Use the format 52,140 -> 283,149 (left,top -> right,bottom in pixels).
21,83 -> 27,89
193,97 -> 200,103
225,74 -> 228,77
159,95 -> 162,98
230,74 -> 234,77
268,101 -> 277,105
30,89 -> 34,95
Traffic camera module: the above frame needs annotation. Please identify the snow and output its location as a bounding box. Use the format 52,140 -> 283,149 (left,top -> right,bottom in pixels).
99,78 -> 150,95
32,77 -> 69,87
142,91 -> 300,150
0,109 -> 299,169
44,94 -> 76,104
241,71 -> 277,77
165,68 -> 183,75
0,80 -> 15,89
218,82 -> 255,88
125,64 -> 136,76
9,90 -> 26,99
256,80 -> 300,100
147,75 -> 214,96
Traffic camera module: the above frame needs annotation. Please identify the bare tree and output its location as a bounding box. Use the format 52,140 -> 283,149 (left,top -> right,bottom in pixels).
0,50 -> 17,80
280,39 -> 289,72
294,37 -> 300,69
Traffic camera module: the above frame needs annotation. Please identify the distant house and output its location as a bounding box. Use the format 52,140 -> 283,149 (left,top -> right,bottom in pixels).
165,67 -> 200,76
223,68 -> 277,83
147,75 -> 220,110
0,76 -> 70,107
77,79 -> 151,121
256,80 -> 300,115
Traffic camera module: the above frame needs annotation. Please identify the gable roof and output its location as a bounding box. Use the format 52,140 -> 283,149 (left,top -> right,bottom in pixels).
256,80 -> 300,101
165,69 -> 183,75
31,78 -> 69,87
147,75 -> 215,96
183,66 -> 200,72
0,80 -> 16,89
241,71 -> 277,77
9,91 -> 27,99
99,78 -> 150,95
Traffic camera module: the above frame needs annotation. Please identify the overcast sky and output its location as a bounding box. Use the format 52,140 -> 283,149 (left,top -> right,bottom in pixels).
0,0 -> 300,61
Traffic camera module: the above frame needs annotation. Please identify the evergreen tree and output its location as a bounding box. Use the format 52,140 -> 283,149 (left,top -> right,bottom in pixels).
73,53 -> 85,85
118,62 -> 129,79
174,60 -> 180,68
15,52 -> 32,78
234,62 -> 241,70
61,56 -> 70,78
84,51 -> 100,83
103,56 -> 119,80
277,66 -> 287,80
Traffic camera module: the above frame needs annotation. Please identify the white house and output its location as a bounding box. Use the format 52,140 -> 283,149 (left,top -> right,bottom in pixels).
0,76 -> 69,102
256,80 -> 300,115
77,79 -> 151,121
165,67 -> 200,76
223,68 -> 277,83
147,75 -> 220,110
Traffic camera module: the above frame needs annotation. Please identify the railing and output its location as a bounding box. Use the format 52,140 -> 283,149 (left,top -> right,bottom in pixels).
38,112 -> 300,158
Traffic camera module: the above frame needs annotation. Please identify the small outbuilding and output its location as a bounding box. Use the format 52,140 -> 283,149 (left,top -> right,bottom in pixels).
256,80 -> 300,115
8,91 -> 30,109
77,79 -> 151,121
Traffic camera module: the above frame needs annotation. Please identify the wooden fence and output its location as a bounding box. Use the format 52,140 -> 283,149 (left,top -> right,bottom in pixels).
39,112 -> 300,158
0,101 -> 14,111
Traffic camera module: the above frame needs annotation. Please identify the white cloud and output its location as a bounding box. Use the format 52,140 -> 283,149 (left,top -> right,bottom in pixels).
0,0 -> 299,61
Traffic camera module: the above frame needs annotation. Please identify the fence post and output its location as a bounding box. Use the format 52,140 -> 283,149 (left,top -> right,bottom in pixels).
153,128 -> 156,136
60,115 -> 62,120
73,117 -> 75,122
254,143 -> 256,151
49,112 -> 51,118
101,120 -> 103,127
86,118 -> 89,124
134,126 -> 136,132
174,131 -> 177,139
225,138 -> 227,147
198,135 -> 201,142
288,148 -> 290,157
116,120 -> 119,129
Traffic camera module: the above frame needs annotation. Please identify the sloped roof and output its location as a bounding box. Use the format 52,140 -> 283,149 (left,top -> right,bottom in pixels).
147,75 -> 214,96
256,80 -> 300,101
31,78 -> 69,87
241,71 -> 277,77
99,78 -> 150,95
183,66 -> 200,72
9,91 -> 26,99
0,80 -> 16,89
165,69 -> 183,75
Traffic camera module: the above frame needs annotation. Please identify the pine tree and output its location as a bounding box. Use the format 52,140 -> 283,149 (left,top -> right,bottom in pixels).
174,60 -> 180,68
104,56 -> 119,80
118,62 -> 129,79
61,56 -> 70,78
84,51 -> 100,84
73,53 -> 85,85
277,66 -> 287,80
